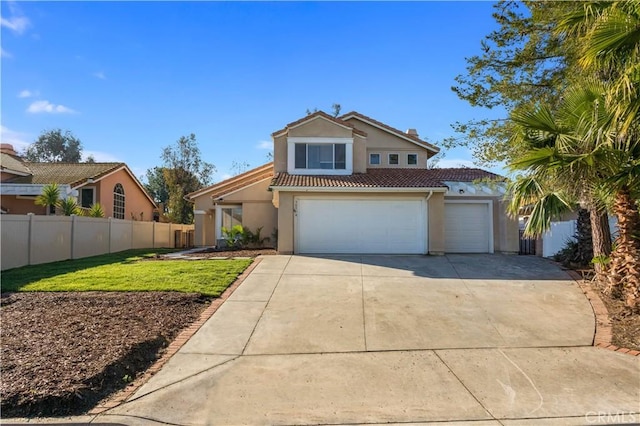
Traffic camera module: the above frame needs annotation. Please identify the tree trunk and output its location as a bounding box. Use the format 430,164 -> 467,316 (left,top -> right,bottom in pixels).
607,186 -> 640,308
589,205 -> 612,276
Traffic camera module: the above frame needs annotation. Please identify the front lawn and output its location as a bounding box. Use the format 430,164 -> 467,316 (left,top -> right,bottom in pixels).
1,249 -> 255,417
1,249 -> 252,296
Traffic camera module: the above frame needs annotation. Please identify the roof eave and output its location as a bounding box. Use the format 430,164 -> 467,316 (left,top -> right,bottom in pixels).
269,186 -> 448,193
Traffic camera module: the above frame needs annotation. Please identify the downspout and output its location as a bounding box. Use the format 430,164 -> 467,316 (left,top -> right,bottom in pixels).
425,190 -> 433,202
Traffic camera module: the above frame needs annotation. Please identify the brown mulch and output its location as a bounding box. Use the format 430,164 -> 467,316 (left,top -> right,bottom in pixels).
0,292 -> 210,417
590,280 -> 640,351
182,248 -> 276,258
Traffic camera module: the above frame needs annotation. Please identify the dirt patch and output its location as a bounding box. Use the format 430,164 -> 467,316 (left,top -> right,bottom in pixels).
182,248 -> 276,258
0,292 -> 210,417
590,280 -> 640,351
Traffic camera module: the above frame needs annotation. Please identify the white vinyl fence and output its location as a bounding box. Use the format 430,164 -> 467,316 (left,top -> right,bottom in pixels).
542,217 -> 619,258
1,214 -> 194,271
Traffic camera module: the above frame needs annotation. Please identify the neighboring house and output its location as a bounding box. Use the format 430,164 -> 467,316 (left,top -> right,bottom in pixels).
0,144 -> 156,220
188,111 -> 519,254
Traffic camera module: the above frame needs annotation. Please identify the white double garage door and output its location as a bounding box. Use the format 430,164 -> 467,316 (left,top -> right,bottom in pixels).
295,198 -> 493,254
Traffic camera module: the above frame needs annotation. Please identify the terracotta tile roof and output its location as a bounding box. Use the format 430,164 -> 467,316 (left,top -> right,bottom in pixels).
187,162 -> 274,200
425,168 -> 504,182
339,111 -> 440,153
270,168 -> 503,190
271,111 -> 367,138
0,153 -> 32,175
5,162 -> 124,187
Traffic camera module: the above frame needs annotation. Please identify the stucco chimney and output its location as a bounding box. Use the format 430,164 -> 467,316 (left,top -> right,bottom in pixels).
406,129 -> 418,137
0,144 -> 17,156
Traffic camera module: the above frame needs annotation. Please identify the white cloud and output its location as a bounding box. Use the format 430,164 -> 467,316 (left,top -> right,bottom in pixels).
1,15 -> 29,34
83,150 -> 121,163
93,71 -> 106,80
1,2 -> 30,35
1,47 -> 12,58
435,158 -> 477,169
18,89 -> 35,98
26,100 -> 77,114
0,126 -> 31,151
219,173 -> 232,181
256,140 -> 272,150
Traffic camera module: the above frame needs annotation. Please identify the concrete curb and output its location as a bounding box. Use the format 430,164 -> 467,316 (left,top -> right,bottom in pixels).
87,256 -> 264,414
566,269 -> 640,357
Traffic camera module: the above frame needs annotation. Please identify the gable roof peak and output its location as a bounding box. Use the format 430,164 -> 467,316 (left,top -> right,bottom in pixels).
272,110 -> 366,138
339,111 -> 440,153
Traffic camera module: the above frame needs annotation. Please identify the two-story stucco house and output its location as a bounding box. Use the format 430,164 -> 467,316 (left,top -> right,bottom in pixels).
188,111 -> 519,254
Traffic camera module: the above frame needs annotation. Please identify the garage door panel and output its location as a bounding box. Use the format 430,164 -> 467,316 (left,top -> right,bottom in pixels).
444,203 -> 491,253
296,199 -> 425,254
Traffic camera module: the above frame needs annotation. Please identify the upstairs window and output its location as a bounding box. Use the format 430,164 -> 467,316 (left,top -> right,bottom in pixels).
389,154 -> 399,165
407,154 -> 418,165
287,137 -> 353,175
113,184 -> 125,219
369,153 -> 381,165
294,143 -> 346,170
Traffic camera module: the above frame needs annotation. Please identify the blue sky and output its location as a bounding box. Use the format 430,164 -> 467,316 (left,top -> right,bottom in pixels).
1,1 -> 505,182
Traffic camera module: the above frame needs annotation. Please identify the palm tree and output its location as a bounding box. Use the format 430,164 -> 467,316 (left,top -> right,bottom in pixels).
87,203 -> 105,218
507,81 -> 614,270
57,198 -> 82,216
35,183 -> 60,215
557,2 -> 640,307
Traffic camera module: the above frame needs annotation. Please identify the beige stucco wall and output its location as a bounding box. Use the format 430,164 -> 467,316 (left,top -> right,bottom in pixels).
443,196 -> 519,254
191,178 -> 277,247
95,169 -> 155,221
343,119 -> 432,169
275,191 -> 440,255
274,191 -> 517,255
428,192 -> 445,255
273,117 -> 367,173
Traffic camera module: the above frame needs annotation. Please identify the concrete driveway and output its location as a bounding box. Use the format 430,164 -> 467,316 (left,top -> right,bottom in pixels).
100,255 -> 640,425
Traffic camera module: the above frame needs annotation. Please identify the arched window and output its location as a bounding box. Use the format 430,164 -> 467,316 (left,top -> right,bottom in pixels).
113,184 -> 125,219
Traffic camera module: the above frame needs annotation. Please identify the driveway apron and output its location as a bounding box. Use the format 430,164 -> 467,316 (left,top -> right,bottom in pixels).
100,255 -> 640,425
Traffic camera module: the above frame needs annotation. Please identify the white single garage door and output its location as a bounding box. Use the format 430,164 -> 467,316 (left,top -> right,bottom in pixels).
296,199 -> 426,254
444,202 -> 492,253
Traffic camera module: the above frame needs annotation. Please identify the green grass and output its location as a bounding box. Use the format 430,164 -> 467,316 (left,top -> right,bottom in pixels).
1,249 -> 253,297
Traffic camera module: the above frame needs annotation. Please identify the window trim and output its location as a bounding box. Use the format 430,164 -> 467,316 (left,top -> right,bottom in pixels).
369,153 -> 381,165
79,186 -> 96,208
388,153 -> 399,165
287,137 -> 353,175
214,204 -> 242,242
407,153 -> 418,166
113,183 -> 125,220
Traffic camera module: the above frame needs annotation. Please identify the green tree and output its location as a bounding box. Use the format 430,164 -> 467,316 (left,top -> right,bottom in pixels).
24,129 -> 83,162
161,134 -> 215,224
87,202 -> 105,218
508,80 -> 639,305
449,1 -> 584,165
557,2 -> 640,306
144,167 -> 170,212
35,183 -> 60,215
57,198 -> 82,216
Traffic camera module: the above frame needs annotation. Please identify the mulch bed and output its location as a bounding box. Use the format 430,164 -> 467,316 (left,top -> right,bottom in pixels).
183,247 -> 276,258
590,280 -> 640,351
0,292 -> 210,417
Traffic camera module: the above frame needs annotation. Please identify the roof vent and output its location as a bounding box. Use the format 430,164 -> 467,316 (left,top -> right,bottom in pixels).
406,128 -> 418,137
0,144 -> 17,156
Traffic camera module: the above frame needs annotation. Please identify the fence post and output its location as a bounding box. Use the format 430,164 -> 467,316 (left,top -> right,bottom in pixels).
70,214 -> 77,259
108,217 -> 113,253
152,221 -> 156,248
27,213 -> 34,266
